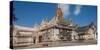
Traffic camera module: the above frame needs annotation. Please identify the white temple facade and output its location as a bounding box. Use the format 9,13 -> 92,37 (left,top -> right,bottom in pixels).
10,4 -> 97,48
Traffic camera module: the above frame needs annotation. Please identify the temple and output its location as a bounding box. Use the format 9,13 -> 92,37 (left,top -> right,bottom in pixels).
10,4 -> 97,48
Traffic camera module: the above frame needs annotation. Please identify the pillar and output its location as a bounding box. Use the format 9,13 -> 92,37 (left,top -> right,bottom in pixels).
35,32 -> 39,44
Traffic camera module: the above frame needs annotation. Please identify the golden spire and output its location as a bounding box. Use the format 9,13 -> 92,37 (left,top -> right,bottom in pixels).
56,4 -> 63,17
55,4 -> 63,24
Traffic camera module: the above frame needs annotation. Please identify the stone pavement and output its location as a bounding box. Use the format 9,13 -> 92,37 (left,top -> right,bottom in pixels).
13,40 -> 97,49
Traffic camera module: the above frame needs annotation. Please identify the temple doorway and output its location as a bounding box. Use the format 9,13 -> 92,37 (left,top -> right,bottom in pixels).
39,36 -> 42,43
33,37 -> 36,44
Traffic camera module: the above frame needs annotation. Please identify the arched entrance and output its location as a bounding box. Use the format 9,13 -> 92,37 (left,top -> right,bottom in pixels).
33,37 -> 36,44
39,36 -> 42,43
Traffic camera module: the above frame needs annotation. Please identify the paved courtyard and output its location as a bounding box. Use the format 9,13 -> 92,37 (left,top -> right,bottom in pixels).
13,40 -> 97,49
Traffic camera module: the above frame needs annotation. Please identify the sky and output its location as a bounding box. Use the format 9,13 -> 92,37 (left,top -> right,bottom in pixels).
12,1 -> 97,27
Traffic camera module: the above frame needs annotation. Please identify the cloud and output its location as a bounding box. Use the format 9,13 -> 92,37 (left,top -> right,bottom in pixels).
74,5 -> 82,15
59,4 -> 70,17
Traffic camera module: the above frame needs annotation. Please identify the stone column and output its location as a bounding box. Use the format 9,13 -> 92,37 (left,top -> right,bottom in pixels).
94,32 -> 97,40
35,32 -> 39,44
35,36 -> 39,44
71,31 -> 75,41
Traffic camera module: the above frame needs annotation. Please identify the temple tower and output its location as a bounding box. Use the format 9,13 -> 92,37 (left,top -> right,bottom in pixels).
55,4 -> 63,24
